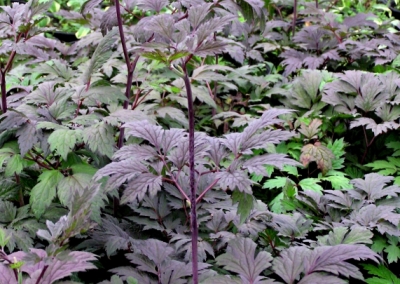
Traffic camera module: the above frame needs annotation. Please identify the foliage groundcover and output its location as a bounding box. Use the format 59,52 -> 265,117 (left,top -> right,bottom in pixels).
0,0 -> 400,283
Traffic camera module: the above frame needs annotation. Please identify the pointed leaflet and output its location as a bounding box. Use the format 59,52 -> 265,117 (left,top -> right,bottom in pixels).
144,14 -> 175,41
300,142 -> 335,175
83,122 -> 114,158
95,159 -> 148,191
20,250 -> 97,283
317,227 -> 373,245
30,170 -> 64,218
57,173 -> 93,206
232,190 -> 254,224
113,144 -> 157,161
121,172 -> 162,203
351,173 -> 400,201
137,0 -> 169,12
243,154 -> 301,176
363,264 -> 400,284
81,0 -> 103,17
216,238 -> 273,283
16,121 -> 40,156
100,6 -> 118,36
0,264 -> 17,284
0,200 -> 16,223
216,170 -> 254,193
124,120 -> 163,150
298,119 -> 322,140
303,245 -> 380,280
350,117 -> 398,136
188,3 -> 213,30
273,246 -> 309,284
48,129 -> 82,160
350,204 -> 400,236
273,245 -> 379,283
82,29 -> 118,85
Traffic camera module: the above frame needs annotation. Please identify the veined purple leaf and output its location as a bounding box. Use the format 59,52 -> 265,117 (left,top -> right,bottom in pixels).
113,144 -> 157,161
83,122 -> 115,158
95,159 -> 147,190
124,120 -> 164,150
16,120 -> 40,156
82,29 -> 117,85
270,212 -> 312,238
298,273 -> 347,284
121,173 -> 162,203
100,6 -> 118,35
350,117 -> 398,136
81,0 -> 103,17
304,245 -> 379,279
206,138 -> 227,167
0,263 -> 17,284
351,173 -> 399,200
137,0 -> 169,12
216,170 -> 254,193
216,238 -> 273,283
243,154 -> 300,176
273,246 -> 309,284
144,14 -> 174,41
188,3 -> 213,30
350,204 -> 400,236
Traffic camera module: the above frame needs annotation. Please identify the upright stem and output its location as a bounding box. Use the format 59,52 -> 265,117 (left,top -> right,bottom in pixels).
182,62 -> 198,284
292,0 -> 298,37
0,71 -> 6,113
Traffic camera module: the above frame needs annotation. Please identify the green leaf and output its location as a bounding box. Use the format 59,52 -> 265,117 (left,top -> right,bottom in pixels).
58,173 -> 92,206
300,142 -> 335,175
365,160 -> 397,171
371,236 -> 387,253
0,227 -> 10,248
30,170 -> 64,218
83,122 -> 114,158
82,29 -> 117,85
48,129 -> 82,160
299,178 -> 323,192
327,138 -> 346,158
363,264 -> 400,284
232,190 -> 254,224
263,176 -> 287,190
384,243 -> 400,263
5,154 -> 25,177
321,175 -> 352,190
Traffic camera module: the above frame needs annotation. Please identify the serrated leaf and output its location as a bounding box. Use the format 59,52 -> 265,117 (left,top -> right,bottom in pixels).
299,178 -> 323,192
216,170 -> 254,193
232,191 -> 254,224
83,122 -> 115,158
216,238 -> 273,283
318,227 -> 373,245
57,173 -> 92,206
363,264 -> 400,284
263,176 -> 288,190
300,142 -> 335,175
384,244 -> 400,264
298,118 -> 322,139
82,29 -> 118,85
0,263 -> 17,284
5,154 -> 25,177
0,200 -> 16,223
30,170 -> 64,218
48,129 -> 82,160
121,173 -> 162,203
16,121 -> 40,156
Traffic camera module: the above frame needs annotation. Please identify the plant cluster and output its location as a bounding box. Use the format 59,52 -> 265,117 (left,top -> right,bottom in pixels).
0,0 -> 399,283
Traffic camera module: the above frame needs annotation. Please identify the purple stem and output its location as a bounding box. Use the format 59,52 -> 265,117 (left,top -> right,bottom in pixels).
182,62 -> 198,284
